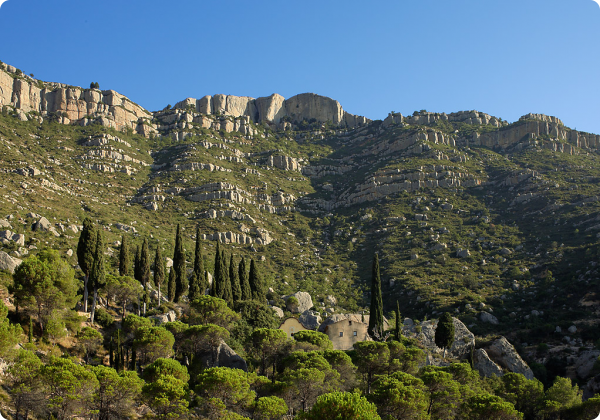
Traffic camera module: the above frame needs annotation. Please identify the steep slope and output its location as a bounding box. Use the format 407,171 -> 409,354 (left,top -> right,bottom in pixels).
1,61 -> 600,383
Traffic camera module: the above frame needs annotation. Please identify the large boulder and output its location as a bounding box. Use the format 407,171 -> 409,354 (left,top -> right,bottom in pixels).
402,317 -> 475,359
284,291 -> 313,314
574,350 -> 600,380
270,306 -> 284,318
480,311 -> 499,325
216,341 -> 247,371
0,251 -> 22,274
473,349 -> 504,377
148,310 -> 177,325
485,337 -> 534,380
299,310 -> 322,330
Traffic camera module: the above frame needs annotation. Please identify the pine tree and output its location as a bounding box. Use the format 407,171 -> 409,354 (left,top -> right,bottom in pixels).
249,259 -> 265,302
89,229 -> 106,325
167,267 -> 176,302
230,255 -> 241,304
119,234 -> 130,276
368,253 -> 384,338
212,242 -> 222,297
140,238 -> 151,315
154,246 -> 165,306
239,257 -> 251,301
173,224 -> 187,302
77,218 -> 97,312
435,312 -> 455,358
395,300 -> 402,341
221,251 -> 233,307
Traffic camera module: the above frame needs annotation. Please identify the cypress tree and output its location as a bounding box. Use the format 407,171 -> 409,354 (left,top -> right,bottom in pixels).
140,238 -> 151,315
173,224 -> 187,302
119,234 -> 130,276
134,245 -> 141,282
368,253 -> 384,338
249,259 -> 265,302
116,329 -> 122,371
212,242 -> 222,297
230,255 -> 241,304
167,267 -> 176,302
77,218 -> 97,312
109,338 -> 114,368
89,229 -> 106,325
221,251 -> 233,307
239,257 -> 251,301
189,272 -> 200,302
28,316 -> 33,342
154,246 -> 165,306
435,312 -> 455,358
189,228 -> 204,301
395,300 -> 402,341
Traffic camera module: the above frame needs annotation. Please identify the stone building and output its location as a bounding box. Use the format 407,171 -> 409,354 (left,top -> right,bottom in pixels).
279,317 -> 308,338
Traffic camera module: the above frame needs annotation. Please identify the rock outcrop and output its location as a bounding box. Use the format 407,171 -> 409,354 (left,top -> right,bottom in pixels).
0,250 -> 22,274
173,92 -> 369,128
484,337 -> 534,380
402,317 -> 475,359
0,65 -> 153,135
473,348 -> 504,377
284,292 -> 313,314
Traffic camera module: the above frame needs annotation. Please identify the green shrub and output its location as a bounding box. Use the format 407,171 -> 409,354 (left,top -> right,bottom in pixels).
95,308 -> 114,328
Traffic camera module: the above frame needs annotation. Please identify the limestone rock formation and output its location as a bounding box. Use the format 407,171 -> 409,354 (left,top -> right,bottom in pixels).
0,66 -> 153,135
284,291 -> 313,314
299,310 -> 322,330
0,250 -> 22,274
402,317 -> 475,359
480,311 -> 499,325
485,337 -> 534,380
473,348 -> 504,377
173,92 -> 369,128
216,341 -> 247,371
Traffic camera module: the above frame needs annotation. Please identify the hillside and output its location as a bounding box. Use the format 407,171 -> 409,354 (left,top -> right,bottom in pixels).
1,60 -> 600,390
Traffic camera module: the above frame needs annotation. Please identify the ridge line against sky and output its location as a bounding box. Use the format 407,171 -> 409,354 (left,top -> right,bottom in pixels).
0,0 -> 599,133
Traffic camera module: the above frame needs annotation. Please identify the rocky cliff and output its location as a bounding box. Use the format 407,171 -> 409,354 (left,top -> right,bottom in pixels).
0,64 -> 153,133
173,92 -> 370,128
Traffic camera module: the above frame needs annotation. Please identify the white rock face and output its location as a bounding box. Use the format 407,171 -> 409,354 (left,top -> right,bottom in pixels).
473,348 -> 504,377
0,251 -> 22,274
284,291 -> 313,314
402,317 -> 475,359
486,337 -> 534,380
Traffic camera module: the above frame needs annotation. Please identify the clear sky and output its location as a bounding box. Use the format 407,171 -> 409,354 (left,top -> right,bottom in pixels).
0,0 -> 599,133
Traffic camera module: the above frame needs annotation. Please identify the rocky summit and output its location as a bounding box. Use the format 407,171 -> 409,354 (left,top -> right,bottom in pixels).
2,59 -> 600,394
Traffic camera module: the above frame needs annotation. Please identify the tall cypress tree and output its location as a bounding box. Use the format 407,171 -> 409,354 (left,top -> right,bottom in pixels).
189,228 -> 204,301
77,218 -> 97,312
249,259 -> 265,302
119,234 -> 130,276
230,255 -> 241,304
140,238 -> 151,315
239,257 -> 251,301
89,229 -> 106,325
134,245 -> 141,282
167,266 -> 176,302
395,300 -> 402,341
173,224 -> 187,302
154,246 -> 165,306
212,242 -> 222,297
221,251 -> 233,307
368,253 -> 384,338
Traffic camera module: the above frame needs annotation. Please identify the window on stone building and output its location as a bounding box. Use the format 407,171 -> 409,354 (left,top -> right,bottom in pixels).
339,331 -> 344,337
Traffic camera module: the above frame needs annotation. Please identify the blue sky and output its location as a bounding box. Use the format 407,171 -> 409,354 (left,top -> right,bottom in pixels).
0,0 -> 599,133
